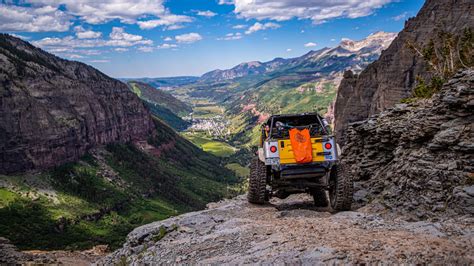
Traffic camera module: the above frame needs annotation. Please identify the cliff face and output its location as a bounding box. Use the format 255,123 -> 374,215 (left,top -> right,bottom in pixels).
0,34 -> 155,174
334,0 -> 474,143
342,69 -> 474,219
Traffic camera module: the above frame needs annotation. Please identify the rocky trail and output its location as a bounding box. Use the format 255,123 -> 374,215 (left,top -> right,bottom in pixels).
100,195 -> 473,265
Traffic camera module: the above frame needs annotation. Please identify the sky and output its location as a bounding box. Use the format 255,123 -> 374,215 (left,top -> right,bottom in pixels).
0,0 -> 425,78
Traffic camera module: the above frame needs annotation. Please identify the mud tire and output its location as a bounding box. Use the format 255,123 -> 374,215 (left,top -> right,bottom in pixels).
329,164 -> 353,211
311,189 -> 329,207
248,157 -> 267,204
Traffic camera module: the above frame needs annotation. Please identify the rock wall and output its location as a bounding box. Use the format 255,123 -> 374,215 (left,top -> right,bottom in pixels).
334,0 -> 474,143
0,34 -> 155,173
342,69 -> 474,219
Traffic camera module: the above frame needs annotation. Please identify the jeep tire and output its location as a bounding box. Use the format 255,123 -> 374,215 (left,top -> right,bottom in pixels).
311,189 -> 329,207
328,164 -> 353,211
248,157 -> 267,204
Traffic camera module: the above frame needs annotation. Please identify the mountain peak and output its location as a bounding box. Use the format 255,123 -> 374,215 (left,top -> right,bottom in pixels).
338,31 -> 397,52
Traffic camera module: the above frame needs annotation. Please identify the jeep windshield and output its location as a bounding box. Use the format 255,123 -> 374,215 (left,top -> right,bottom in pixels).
264,113 -> 330,139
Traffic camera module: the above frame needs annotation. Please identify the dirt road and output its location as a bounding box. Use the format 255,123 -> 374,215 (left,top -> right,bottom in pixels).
100,195 -> 473,264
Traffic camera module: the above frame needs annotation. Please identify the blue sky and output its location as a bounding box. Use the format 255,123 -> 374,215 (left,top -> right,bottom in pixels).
1,0 -> 425,78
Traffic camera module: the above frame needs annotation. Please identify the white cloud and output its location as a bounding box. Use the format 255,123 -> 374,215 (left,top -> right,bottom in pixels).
109,27 -> 142,41
137,14 -> 193,30
330,38 -> 336,42
392,11 -> 408,21
286,48 -> 292,52
30,0 -> 167,24
137,46 -> 154,52
8,33 -> 31,40
233,0 -> 393,24
175,33 -> 202,43
218,0 -> 234,5
232,24 -> 246,29
90,59 -> 109,63
304,42 -> 317,47
157,43 -> 178,49
217,32 -> 242,41
74,26 -> 102,39
163,37 -> 173,41
245,22 -> 280,34
114,47 -> 129,52
0,5 -> 70,32
0,1 -> 190,32
196,10 -> 217,17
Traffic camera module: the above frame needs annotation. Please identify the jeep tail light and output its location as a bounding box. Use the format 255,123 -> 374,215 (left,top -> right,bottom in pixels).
324,143 -> 332,150
270,146 -> 277,153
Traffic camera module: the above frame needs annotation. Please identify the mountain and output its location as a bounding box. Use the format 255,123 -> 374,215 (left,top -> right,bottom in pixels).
0,33 -> 155,174
199,32 -> 397,146
199,32 -> 397,83
121,76 -> 199,89
334,0 -> 474,143
0,34 -> 238,250
128,81 -> 192,130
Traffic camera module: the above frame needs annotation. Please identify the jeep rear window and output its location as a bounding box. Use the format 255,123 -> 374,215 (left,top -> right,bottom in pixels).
266,114 -> 328,139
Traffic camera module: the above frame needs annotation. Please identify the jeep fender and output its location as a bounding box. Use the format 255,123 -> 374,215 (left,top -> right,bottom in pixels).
258,148 -> 265,163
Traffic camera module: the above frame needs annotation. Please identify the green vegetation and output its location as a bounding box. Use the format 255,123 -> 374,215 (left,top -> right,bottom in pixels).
404,28 -> 473,101
183,132 -> 236,157
145,101 -> 190,131
0,118 -> 237,251
225,163 -> 250,178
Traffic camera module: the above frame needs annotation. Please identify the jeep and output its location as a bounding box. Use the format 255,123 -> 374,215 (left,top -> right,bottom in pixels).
248,112 -> 353,211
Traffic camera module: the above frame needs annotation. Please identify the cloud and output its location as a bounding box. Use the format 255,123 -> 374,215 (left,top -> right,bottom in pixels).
233,0 -> 393,23
0,5 -> 70,32
0,1 -> 190,32
304,42 -> 317,47
245,22 -> 280,34
196,10 -> 217,17
286,48 -> 292,52
137,46 -> 154,52
217,32 -> 242,41
157,43 -> 178,49
32,28 -> 152,59
330,38 -> 336,42
137,14 -> 193,30
218,0 -> 234,5
114,47 -> 129,52
163,37 -> 173,41
232,24 -> 246,29
74,26 -> 102,39
175,33 -> 202,43
89,59 -> 109,63
392,11 -> 408,21
29,0 -> 167,24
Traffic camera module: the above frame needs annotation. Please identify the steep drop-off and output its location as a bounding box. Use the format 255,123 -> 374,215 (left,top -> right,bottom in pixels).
0,34 -> 155,173
334,0 -> 474,142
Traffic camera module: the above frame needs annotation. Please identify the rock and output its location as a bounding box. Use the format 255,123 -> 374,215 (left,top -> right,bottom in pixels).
334,0 -> 474,143
341,69 -> 474,219
0,34 -> 155,174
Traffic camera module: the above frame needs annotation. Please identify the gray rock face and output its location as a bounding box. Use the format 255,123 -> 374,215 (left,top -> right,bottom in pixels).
98,195 -> 473,265
0,34 -> 155,174
342,69 -> 474,219
334,0 -> 474,143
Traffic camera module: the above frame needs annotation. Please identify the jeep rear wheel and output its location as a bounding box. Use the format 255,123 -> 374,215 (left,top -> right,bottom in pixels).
311,189 -> 328,207
248,157 -> 268,204
329,164 -> 353,211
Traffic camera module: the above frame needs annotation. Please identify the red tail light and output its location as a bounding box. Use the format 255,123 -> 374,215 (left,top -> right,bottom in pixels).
270,146 -> 277,153
324,143 -> 332,150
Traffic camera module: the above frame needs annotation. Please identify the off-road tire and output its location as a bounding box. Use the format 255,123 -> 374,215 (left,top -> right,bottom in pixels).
247,157 -> 267,204
329,164 -> 353,211
311,189 -> 329,207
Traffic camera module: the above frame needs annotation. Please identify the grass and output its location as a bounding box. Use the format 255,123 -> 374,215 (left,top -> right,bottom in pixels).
0,188 -> 17,207
225,163 -> 249,178
182,133 -> 236,157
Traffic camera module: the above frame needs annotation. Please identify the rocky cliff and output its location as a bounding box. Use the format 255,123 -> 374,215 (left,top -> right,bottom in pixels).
0,34 -> 155,173
334,0 -> 474,143
342,69 -> 473,220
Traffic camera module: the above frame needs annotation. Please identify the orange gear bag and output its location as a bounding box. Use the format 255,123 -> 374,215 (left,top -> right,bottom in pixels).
289,128 -> 313,164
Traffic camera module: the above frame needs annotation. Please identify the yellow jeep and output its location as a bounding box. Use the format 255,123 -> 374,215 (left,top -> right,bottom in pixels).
248,113 -> 353,211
